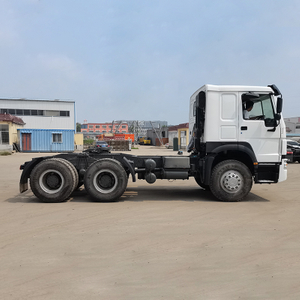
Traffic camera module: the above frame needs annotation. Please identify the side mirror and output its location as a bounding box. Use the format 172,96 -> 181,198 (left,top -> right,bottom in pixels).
275,113 -> 281,121
276,97 -> 283,114
267,113 -> 281,131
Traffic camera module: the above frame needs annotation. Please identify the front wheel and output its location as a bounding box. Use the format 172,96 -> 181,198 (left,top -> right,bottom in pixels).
210,160 -> 253,202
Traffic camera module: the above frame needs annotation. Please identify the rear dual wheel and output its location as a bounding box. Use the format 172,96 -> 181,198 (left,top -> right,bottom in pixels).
84,158 -> 128,202
30,158 -> 79,203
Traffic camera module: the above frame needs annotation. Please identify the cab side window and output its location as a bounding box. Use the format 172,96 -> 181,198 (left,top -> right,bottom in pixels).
248,102 -> 263,119
242,93 -> 275,126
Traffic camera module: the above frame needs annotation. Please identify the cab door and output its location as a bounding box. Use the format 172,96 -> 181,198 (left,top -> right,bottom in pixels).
238,93 -> 280,163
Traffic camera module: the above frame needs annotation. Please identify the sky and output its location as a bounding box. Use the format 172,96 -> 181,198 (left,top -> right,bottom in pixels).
0,0 -> 300,125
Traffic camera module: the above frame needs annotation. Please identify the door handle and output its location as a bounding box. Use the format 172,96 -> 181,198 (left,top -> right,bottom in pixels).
241,126 -> 247,131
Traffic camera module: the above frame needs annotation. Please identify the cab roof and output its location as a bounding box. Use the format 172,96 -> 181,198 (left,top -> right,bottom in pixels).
191,84 -> 273,98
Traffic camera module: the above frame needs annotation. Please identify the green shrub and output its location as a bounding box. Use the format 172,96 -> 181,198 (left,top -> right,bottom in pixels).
0,151 -> 12,156
84,139 -> 94,145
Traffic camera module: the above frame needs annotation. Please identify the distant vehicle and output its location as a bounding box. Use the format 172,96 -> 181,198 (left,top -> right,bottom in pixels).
96,141 -> 109,148
286,140 -> 300,162
287,140 -> 300,149
82,140 -> 112,154
286,147 -> 294,163
138,137 -> 151,145
95,141 -> 112,152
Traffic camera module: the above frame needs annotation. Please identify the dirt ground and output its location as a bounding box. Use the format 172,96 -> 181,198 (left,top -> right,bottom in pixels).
1,146 -> 300,300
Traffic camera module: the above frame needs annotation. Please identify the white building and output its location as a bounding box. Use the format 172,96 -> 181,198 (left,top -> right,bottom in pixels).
0,98 -> 76,152
0,98 -> 75,130
284,117 -> 300,134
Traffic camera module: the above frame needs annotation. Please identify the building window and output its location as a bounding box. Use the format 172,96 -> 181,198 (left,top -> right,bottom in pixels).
95,125 -> 100,128
45,110 -> 59,117
60,111 -> 70,117
0,124 -> 9,144
102,126 -> 106,129
1,109 -> 50,116
89,125 -> 93,128
52,133 -> 62,143
122,125 -> 126,128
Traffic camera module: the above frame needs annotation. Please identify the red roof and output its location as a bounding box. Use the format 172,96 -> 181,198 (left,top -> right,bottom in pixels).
0,113 -> 25,125
168,122 -> 189,131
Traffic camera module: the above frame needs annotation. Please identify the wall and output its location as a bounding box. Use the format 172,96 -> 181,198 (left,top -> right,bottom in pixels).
0,121 -> 23,150
0,144 -> 12,152
9,123 -> 23,144
167,128 -> 189,149
19,129 -> 74,152
81,122 -> 129,134
74,133 -> 84,151
0,99 -> 75,130
178,128 -> 189,149
168,131 -> 177,147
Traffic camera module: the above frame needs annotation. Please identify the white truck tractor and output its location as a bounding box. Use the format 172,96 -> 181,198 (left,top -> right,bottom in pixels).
19,84 -> 287,202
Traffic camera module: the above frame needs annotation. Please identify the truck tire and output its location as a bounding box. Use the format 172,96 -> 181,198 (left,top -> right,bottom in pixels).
194,175 -> 210,190
84,158 -> 128,202
30,158 -> 76,203
55,158 -> 79,193
210,160 -> 252,202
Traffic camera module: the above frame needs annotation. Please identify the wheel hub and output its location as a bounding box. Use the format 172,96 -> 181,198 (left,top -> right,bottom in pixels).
39,169 -> 65,194
221,170 -> 243,193
98,173 -> 115,189
46,173 -> 61,189
94,169 -> 118,194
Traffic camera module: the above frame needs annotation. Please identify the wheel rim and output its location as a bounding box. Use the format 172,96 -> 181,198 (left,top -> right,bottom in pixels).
220,170 -> 243,193
39,169 -> 65,194
93,169 -> 118,194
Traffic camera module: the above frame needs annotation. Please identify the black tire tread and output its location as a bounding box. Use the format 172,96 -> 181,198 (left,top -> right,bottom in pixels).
210,160 -> 253,202
30,158 -> 75,203
84,158 -> 128,202
54,158 -> 79,193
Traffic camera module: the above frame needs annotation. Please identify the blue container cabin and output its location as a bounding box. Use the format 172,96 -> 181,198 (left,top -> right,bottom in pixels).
19,129 -> 74,152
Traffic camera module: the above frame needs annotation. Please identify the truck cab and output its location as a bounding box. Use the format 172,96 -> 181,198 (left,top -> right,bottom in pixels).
188,84 -> 287,199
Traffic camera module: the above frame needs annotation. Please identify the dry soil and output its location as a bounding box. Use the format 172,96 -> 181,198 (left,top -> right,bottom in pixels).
0,146 -> 300,300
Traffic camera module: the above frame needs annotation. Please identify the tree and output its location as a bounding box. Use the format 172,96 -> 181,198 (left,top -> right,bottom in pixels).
76,122 -> 81,133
